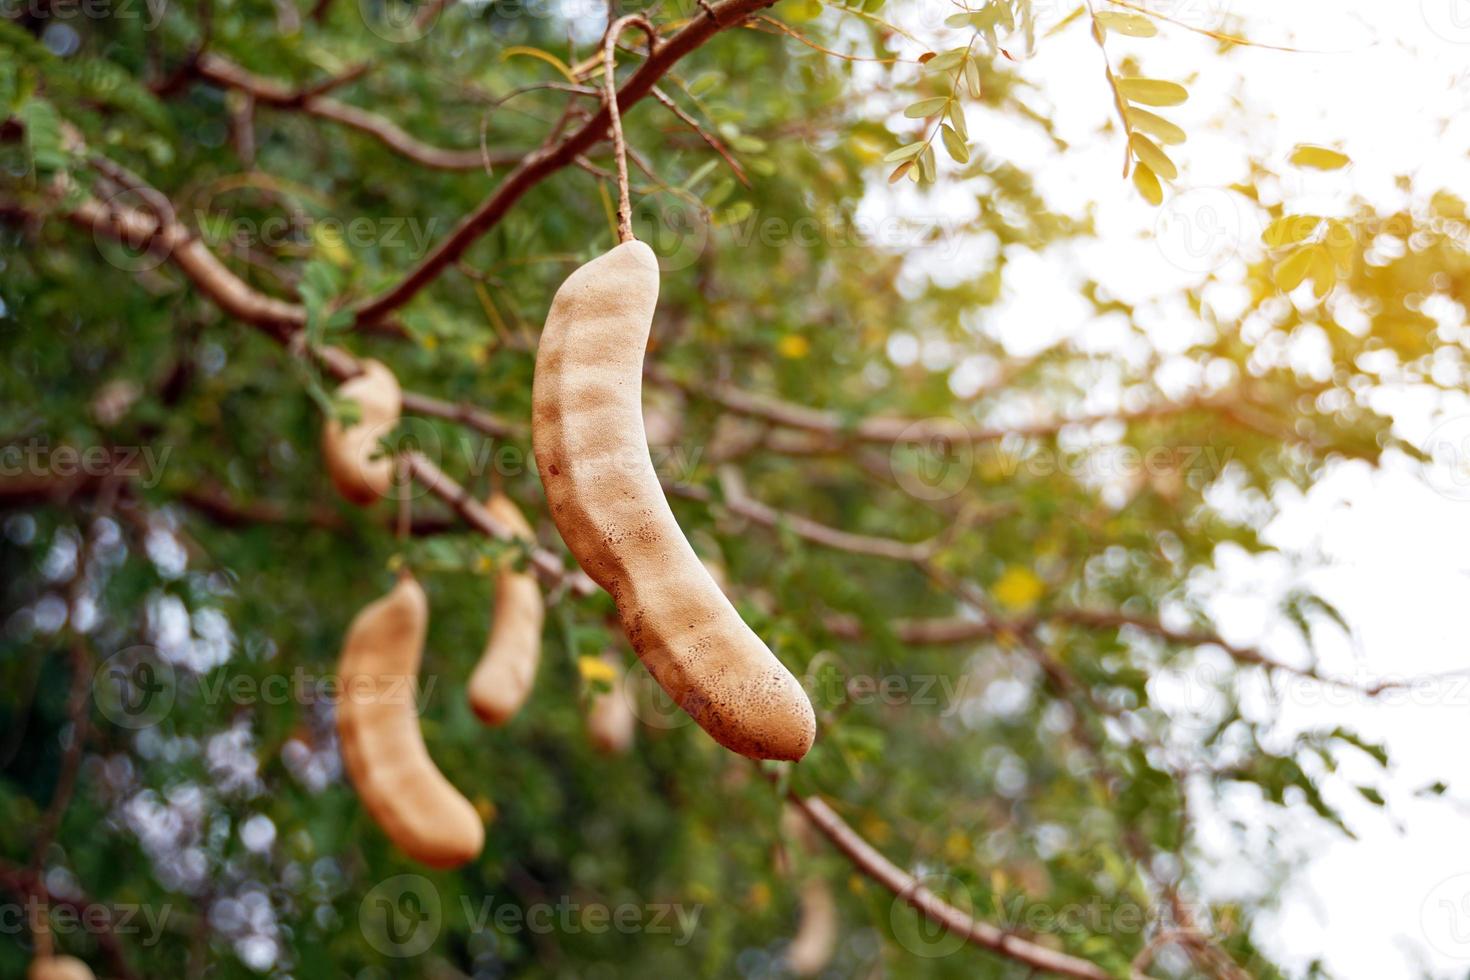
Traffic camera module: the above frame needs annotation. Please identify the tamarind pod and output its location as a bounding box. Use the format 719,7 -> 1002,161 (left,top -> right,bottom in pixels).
322,359 -> 402,505
585,652 -> 636,755
336,573 -> 484,868
786,877 -> 838,976
532,241 -> 815,762
467,494 -> 545,725
27,957 -> 95,980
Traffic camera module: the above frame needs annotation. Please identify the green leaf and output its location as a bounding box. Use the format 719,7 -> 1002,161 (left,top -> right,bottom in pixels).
948,102 -> 968,140
1127,107 -> 1186,145
925,48 -> 968,72
1094,11 -> 1158,36
941,124 -> 970,164
965,58 -> 983,98
1117,77 -> 1189,107
1129,133 -> 1176,181
883,141 -> 927,163
918,143 -> 937,183
904,97 -> 950,118
18,98 -> 66,174
1132,162 -> 1163,205
1289,144 -> 1350,170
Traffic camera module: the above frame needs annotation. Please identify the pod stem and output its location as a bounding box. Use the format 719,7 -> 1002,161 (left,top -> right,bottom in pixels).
602,13 -> 657,244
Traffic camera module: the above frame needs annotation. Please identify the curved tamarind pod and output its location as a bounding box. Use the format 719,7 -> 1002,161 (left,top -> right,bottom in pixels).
336,573 -> 484,868
323,359 -> 401,506
28,956 -> 95,980
585,652 -> 636,755
780,805 -> 837,975
532,241 -> 815,762
786,877 -> 838,976
467,494 -> 545,725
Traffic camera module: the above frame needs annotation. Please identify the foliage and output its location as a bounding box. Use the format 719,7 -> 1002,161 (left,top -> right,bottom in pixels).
0,1 -> 1463,978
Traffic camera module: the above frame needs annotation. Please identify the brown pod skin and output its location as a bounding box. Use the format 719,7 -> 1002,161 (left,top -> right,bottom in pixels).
585,652 -> 636,755
467,494 -> 545,725
28,957 -> 95,980
532,241 -> 815,762
323,359 -> 402,505
336,574 -> 484,868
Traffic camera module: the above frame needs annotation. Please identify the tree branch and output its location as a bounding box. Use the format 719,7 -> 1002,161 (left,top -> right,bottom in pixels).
350,0 -> 782,325
193,54 -> 522,171
786,790 -> 1134,980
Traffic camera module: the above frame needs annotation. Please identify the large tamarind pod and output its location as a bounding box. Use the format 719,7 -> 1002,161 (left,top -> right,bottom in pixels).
336,573 -> 484,868
28,956 -> 95,980
532,241 -> 815,762
467,494 -> 545,726
322,359 -> 401,506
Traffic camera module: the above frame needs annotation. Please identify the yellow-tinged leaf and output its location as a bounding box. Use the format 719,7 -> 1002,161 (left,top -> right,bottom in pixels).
1262,214 -> 1322,249
1117,77 -> 1188,107
884,140 -> 927,163
1127,107 -> 1185,145
312,223 -> 351,267
1324,219 -> 1356,272
888,161 -> 913,184
941,124 -> 970,164
965,58 -> 982,99
1289,144 -> 1350,171
905,96 -> 949,118
776,334 -> 810,358
918,143 -> 936,182
993,566 -> 1044,611
578,655 -> 617,685
948,102 -> 968,140
1095,11 -> 1157,36
1273,245 -> 1315,292
1129,133 -> 1176,180
501,45 -> 578,84
1309,245 -> 1336,298
1132,162 -> 1163,205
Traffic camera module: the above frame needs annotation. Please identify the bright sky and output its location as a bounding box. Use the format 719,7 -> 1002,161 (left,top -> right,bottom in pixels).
861,1 -> 1470,976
